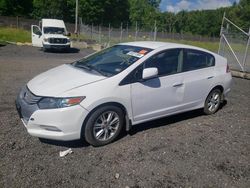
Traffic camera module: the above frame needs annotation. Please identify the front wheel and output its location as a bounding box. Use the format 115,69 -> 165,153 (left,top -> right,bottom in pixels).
204,89 -> 222,115
84,105 -> 124,147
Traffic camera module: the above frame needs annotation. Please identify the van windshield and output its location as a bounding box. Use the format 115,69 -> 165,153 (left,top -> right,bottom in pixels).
44,27 -> 65,34
72,45 -> 152,77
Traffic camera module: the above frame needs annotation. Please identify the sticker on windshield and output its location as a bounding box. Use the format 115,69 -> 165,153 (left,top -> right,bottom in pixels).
138,49 -> 148,55
127,51 -> 144,58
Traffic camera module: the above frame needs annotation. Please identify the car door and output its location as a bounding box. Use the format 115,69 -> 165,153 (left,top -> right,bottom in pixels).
181,49 -> 216,109
31,25 -> 43,47
130,49 -> 185,122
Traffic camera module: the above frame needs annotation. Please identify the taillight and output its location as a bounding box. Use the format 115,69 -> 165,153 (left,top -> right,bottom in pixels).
226,64 -> 230,73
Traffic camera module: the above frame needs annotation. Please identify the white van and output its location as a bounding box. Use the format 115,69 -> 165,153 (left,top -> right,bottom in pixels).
31,19 -> 71,51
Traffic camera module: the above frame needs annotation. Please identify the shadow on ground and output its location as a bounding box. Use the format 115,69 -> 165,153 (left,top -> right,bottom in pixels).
41,47 -> 80,54
39,138 -> 90,148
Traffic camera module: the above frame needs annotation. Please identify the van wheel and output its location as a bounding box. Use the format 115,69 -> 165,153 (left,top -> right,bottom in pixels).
84,105 -> 124,147
204,89 -> 222,115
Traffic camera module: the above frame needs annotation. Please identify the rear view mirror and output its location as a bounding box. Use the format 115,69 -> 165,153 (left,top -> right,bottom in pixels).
142,67 -> 158,80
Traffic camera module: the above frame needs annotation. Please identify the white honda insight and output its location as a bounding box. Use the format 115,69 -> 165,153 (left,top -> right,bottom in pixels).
16,41 -> 232,146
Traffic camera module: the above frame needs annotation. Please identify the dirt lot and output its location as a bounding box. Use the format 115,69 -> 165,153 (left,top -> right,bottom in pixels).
0,44 -> 249,188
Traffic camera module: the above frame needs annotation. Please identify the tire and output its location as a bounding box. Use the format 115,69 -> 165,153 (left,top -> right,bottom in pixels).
42,46 -> 47,52
204,89 -> 222,115
84,105 -> 124,147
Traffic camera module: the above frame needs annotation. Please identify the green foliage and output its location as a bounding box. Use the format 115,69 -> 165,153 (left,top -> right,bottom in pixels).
79,0 -> 129,27
0,0 -> 249,37
128,0 -> 159,29
0,27 -> 31,42
32,0 -> 75,22
0,0 -> 33,17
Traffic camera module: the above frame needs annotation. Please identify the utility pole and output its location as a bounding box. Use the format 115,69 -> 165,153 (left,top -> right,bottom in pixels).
74,0 -> 78,34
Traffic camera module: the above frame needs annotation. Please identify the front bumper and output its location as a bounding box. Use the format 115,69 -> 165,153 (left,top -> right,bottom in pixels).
16,87 -> 88,141
43,43 -> 70,50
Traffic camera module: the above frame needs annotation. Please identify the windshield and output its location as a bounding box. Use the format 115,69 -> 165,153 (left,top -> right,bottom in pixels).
44,27 -> 65,34
72,45 -> 152,77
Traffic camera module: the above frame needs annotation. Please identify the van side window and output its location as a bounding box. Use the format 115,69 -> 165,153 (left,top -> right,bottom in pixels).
144,49 -> 183,76
33,26 -> 41,35
183,49 -> 215,71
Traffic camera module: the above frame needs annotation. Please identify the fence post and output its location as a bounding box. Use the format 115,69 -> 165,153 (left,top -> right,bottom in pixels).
99,25 -> 101,44
153,20 -> 157,41
16,16 -> 19,29
108,23 -> 111,44
91,23 -> 93,40
135,21 -> 138,41
78,17 -> 82,36
126,22 -> 129,40
242,27 -> 250,69
120,22 -> 123,42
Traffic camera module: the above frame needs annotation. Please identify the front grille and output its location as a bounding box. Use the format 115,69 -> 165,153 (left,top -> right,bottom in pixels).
16,86 -> 40,122
48,38 -> 67,44
22,87 -> 41,105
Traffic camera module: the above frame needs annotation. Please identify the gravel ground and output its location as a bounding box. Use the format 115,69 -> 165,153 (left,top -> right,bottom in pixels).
0,44 -> 249,188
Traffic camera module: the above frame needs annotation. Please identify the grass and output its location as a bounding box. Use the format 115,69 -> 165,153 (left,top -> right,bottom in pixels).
0,27 -> 31,43
162,39 -> 219,52
85,34 -> 219,52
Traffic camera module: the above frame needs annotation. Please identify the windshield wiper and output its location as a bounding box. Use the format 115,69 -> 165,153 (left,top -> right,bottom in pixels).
74,63 -> 107,77
75,64 -> 92,71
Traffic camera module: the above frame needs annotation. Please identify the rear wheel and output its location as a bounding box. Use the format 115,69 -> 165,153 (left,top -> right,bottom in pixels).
204,89 -> 222,115
84,105 -> 124,146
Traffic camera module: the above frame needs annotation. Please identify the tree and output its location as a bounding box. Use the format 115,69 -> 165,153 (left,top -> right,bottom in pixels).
0,0 -> 33,17
129,0 -> 159,29
32,0 -> 74,22
148,0 -> 161,9
79,0 -> 129,27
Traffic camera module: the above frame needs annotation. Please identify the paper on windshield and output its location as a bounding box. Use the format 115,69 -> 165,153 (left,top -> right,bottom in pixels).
127,51 -> 144,58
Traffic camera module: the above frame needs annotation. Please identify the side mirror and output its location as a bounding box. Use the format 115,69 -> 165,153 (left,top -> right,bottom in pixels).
142,67 -> 158,80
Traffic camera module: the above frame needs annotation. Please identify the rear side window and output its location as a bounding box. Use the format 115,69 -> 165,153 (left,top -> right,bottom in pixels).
183,49 -> 215,72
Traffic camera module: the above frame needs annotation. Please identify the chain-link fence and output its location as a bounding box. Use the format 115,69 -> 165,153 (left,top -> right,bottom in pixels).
218,14 -> 250,73
0,16 -> 75,33
79,19 -> 219,48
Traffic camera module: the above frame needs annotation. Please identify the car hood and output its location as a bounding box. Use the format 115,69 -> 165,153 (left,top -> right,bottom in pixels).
43,34 -> 69,39
27,64 -> 106,96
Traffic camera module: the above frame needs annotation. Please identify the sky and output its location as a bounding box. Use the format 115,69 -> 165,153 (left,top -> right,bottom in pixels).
159,0 -> 240,12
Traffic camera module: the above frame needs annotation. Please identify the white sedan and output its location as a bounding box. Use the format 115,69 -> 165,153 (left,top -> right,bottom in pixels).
16,42 -> 232,146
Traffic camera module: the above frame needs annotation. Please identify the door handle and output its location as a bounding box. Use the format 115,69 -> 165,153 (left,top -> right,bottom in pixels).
173,83 -> 184,87
207,76 -> 214,79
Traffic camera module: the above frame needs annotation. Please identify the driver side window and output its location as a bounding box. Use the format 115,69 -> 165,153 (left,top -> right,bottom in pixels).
33,26 -> 41,35
144,49 -> 183,76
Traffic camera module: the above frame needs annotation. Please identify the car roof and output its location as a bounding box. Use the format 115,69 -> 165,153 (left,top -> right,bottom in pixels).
42,19 -> 66,28
120,41 -> 214,54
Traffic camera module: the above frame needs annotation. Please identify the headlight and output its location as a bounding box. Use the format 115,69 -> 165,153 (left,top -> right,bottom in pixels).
38,97 -> 85,109
44,38 -> 49,42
